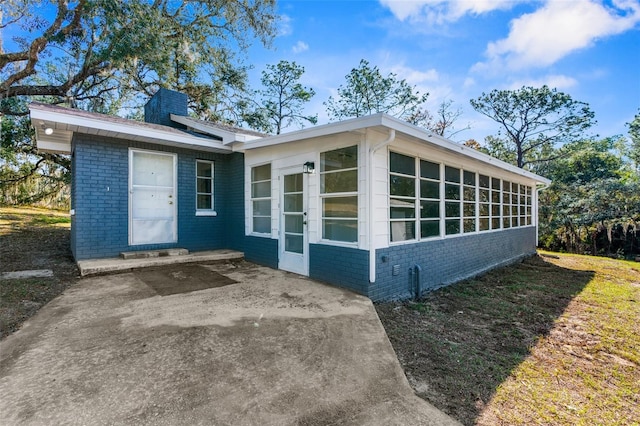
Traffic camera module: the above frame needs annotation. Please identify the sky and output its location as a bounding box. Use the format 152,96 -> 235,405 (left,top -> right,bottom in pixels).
246,0 -> 640,143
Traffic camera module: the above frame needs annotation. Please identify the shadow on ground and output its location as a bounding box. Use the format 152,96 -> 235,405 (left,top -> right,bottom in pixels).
375,255 -> 595,426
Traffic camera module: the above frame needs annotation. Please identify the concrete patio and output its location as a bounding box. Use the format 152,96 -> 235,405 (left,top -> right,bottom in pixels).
0,260 -> 460,425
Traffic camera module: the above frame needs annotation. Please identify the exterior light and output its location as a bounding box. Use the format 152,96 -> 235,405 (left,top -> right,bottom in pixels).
40,122 -> 54,135
303,161 -> 315,174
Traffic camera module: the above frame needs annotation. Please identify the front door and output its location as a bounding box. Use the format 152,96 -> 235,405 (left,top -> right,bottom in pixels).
129,149 -> 177,245
278,169 -> 308,275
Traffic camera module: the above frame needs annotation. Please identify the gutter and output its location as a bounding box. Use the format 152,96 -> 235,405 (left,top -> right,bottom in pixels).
369,129 -> 396,283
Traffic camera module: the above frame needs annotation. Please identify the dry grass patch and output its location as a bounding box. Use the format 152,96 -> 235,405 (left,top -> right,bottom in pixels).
376,252 -> 639,425
0,207 -> 78,338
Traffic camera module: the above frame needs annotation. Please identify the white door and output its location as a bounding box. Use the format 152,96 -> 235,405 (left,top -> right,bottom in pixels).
278,169 -> 308,275
129,149 -> 177,245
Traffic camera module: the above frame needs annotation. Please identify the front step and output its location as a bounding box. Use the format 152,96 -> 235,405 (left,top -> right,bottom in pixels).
120,249 -> 189,260
78,249 -> 244,276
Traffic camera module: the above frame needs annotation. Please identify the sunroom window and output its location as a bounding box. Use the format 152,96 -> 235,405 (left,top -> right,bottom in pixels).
320,146 -> 358,243
390,152 -> 416,242
444,166 -> 461,235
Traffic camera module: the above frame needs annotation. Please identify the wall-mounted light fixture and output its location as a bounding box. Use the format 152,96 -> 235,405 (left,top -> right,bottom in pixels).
303,161 -> 315,174
41,122 -> 54,135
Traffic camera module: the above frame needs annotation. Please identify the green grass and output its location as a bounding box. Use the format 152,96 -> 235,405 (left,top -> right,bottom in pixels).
376,252 -> 640,425
29,214 -> 71,226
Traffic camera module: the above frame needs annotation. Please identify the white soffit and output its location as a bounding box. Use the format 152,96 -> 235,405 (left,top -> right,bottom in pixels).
29,105 -> 232,154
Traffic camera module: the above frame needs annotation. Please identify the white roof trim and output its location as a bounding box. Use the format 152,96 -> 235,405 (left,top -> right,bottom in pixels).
240,113 -> 551,185
29,105 -> 233,154
170,114 -> 262,145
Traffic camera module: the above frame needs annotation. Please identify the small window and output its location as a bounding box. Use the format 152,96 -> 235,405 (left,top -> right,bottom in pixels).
251,164 -> 271,234
196,160 -> 214,212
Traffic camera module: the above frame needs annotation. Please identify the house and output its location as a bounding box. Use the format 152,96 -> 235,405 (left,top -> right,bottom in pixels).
30,88 -> 551,301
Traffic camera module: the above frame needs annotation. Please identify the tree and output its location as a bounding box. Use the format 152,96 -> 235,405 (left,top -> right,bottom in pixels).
325,59 -> 428,121
243,60 -> 317,134
408,99 -> 469,139
537,136 -> 640,257
1,0 -> 277,205
1,0 -> 277,116
470,86 -> 595,169
627,110 -> 640,173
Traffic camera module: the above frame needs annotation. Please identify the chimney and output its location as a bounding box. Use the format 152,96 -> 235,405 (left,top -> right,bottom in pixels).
144,88 -> 188,128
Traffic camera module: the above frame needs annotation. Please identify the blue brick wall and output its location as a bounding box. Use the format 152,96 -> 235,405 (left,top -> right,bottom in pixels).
371,227 -> 537,301
71,134 -> 244,259
244,236 -> 279,268
222,152 -> 245,251
309,244 -> 370,295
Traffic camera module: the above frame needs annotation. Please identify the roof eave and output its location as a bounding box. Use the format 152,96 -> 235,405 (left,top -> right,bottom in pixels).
29,105 -> 233,154
241,113 -> 550,184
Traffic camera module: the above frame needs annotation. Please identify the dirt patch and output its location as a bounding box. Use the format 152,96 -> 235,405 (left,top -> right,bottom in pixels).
1,207 -> 78,339
133,264 -> 238,296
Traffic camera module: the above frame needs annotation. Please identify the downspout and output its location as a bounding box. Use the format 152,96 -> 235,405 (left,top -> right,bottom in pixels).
535,183 -> 550,247
369,129 -> 396,283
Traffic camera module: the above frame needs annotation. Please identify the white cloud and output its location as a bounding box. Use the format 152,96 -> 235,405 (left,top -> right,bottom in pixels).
278,14 -> 292,36
463,77 -> 476,89
478,0 -> 640,70
292,41 -> 309,54
379,0 -> 523,23
390,64 -> 439,84
507,74 -> 578,90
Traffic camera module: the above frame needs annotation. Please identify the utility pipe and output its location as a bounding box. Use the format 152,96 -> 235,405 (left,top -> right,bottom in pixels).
369,129 -> 396,283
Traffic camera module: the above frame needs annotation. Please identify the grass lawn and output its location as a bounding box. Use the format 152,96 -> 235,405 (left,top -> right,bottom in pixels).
0,207 -> 78,338
376,252 -> 640,426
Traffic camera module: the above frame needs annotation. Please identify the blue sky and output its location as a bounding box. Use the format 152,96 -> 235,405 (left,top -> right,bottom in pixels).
247,0 -> 640,143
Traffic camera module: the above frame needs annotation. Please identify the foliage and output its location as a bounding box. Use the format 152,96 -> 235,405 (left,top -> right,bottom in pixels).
242,60 -> 317,134
408,99 -> 469,139
538,138 -> 640,257
470,86 -> 595,169
0,0 -> 277,205
325,59 -> 428,121
627,110 -> 640,172
1,0 -> 277,115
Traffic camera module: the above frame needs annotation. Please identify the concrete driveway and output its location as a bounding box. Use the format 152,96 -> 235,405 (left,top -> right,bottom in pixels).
0,261 -> 459,425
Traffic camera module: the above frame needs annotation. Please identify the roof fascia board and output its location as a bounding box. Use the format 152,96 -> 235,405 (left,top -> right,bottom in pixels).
241,112 -> 550,184
238,114 -> 384,150
30,106 -> 232,153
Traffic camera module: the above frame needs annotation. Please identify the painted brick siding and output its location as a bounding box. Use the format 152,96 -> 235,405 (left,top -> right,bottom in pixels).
222,152 -> 246,251
71,134 -> 243,259
309,244 -> 369,295
144,88 -> 188,129
244,236 -> 279,269
371,227 -> 537,301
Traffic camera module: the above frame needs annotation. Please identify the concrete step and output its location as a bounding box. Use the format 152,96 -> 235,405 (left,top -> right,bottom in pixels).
120,249 -> 189,260
78,250 -> 244,276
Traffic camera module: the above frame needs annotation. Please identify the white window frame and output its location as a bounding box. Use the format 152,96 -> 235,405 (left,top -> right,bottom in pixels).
388,150 -> 538,245
250,163 -> 272,236
195,159 -> 216,216
319,145 -> 359,244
